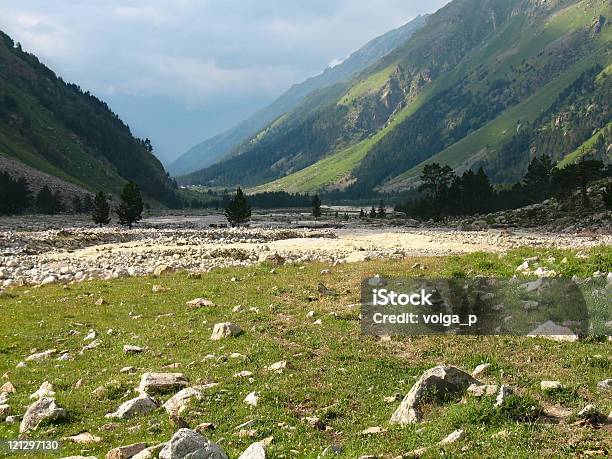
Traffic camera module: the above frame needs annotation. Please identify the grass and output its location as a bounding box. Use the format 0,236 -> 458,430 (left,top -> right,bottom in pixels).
0,246 -> 610,458
557,121 -> 612,168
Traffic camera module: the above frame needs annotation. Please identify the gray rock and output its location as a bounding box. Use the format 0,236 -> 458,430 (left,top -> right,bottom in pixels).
163,387 -> 202,415
25,349 -> 57,361
5,414 -> 22,424
467,383 -> 498,397
495,385 -> 513,407
577,404 -> 602,420
527,320 -> 578,342
123,345 -> 144,354
596,379 -> 611,391
471,363 -> 491,378
106,442 -> 148,459
439,429 -> 464,445
238,441 -> 267,459
540,381 -> 564,391
186,298 -> 215,308
159,428 -> 227,459
0,404 -> 10,421
20,397 -> 67,433
132,443 -> 167,459
105,393 -> 157,419
210,322 -> 242,340
138,372 -> 189,394
390,365 -> 479,424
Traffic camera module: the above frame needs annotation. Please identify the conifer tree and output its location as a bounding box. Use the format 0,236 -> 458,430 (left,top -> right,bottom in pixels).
116,181 -> 143,229
377,200 -> 386,218
224,187 -> 251,227
312,195 -> 322,221
92,191 -> 111,226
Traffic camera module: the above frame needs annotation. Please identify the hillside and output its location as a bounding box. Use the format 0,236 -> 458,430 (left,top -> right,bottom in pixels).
170,15 -> 428,177
0,31 -> 180,207
181,0 -> 611,196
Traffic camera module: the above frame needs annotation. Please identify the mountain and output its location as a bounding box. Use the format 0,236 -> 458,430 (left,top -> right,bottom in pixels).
180,0 -> 611,196
168,14 -> 428,176
0,31 -> 180,207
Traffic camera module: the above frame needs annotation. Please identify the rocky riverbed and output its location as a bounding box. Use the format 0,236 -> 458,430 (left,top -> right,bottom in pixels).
0,213 -> 610,289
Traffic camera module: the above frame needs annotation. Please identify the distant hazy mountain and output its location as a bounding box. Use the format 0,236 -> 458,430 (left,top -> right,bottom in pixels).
168,14 -> 428,176
0,31 -> 179,206
180,0 -> 611,195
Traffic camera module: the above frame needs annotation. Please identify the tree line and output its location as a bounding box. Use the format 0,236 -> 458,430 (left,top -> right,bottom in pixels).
396,156 -> 611,221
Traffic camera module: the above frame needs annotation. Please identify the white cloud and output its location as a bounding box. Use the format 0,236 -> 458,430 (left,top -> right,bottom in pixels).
0,0 -> 450,162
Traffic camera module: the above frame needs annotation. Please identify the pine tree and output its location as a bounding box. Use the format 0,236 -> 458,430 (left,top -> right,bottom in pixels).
377,200 -> 386,219
359,208 -> 365,219
0,172 -> 30,215
116,181 -> 143,229
92,191 -> 111,226
224,187 -> 251,227
312,195 -> 322,221
369,206 -> 376,218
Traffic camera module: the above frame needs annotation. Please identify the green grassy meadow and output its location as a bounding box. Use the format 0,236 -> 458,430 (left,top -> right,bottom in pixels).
0,247 -> 611,458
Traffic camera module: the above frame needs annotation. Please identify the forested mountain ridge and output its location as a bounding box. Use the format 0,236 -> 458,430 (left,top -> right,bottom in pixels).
181,0 -> 611,196
169,15 -> 428,176
0,31 -> 180,207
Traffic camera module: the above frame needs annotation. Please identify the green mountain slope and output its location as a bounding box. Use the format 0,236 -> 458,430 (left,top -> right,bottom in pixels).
187,0 -> 611,196
0,31 -> 179,206
169,15 -> 427,176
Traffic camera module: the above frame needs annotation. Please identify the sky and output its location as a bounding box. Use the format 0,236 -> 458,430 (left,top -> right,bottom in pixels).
0,0 -> 449,165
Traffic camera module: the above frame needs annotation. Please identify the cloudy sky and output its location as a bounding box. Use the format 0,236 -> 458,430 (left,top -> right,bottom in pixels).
0,0 -> 448,165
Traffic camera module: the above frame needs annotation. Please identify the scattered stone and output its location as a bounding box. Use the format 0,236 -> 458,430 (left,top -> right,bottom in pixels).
577,404 -> 603,421
439,429 -> 464,445
0,393 -> 8,404
80,339 -> 101,353
266,360 -> 289,372
83,330 -> 97,341
360,426 -> 387,435
540,381 -> 564,391
152,284 -> 169,293
154,264 -> 174,277
105,393 -> 157,419
5,415 -> 22,424
527,320 -> 578,342
390,365 -> 479,424
159,428 -> 227,459
124,345 -> 144,354
321,445 -> 343,456
1,381 -> 16,393
132,443 -> 167,459
186,298 -> 215,308
20,397 -> 67,433
596,379 -> 611,391
210,322 -> 242,340
317,282 -> 337,296
471,363 -> 491,378
92,386 -> 108,400
163,387 -> 202,415
0,404 -> 10,421
406,447 -> 428,457
95,298 -> 106,306
25,349 -> 56,361
238,441 -> 267,459
495,385 -> 513,407
384,393 -> 402,403
244,391 -> 260,406
467,383 -> 498,397
138,372 -> 189,394
30,381 -> 55,399
120,366 -> 137,374
195,422 -> 216,433
234,371 -> 253,378
64,431 -> 102,444
263,252 -> 285,266
303,416 -> 324,429
106,442 -> 148,459
306,310 -> 316,318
